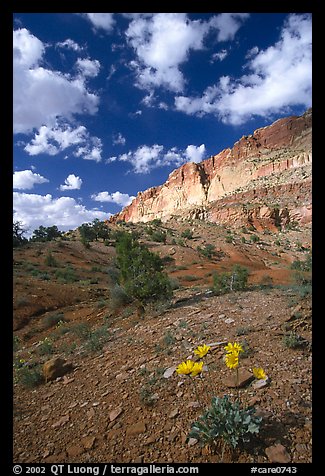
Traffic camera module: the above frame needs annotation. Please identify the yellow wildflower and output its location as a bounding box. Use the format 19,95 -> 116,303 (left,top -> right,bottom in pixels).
190,361 -> 204,377
176,360 -> 195,375
253,367 -> 267,380
194,344 -> 211,358
225,352 -> 239,369
224,342 -> 243,355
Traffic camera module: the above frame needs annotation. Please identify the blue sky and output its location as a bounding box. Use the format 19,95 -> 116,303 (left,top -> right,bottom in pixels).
13,12 -> 312,236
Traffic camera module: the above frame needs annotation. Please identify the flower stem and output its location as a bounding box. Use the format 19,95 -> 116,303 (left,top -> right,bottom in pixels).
191,376 -> 201,407
236,367 -> 240,404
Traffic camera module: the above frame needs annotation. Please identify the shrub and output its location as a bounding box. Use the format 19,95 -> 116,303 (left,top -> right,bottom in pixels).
151,218 -> 162,226
197,243 -> 216,259
250,234 -> 260,243
189,395 -> 262,449
71,322 -> 91,341
43,313 -> 65,329
283,331 -> 306,349
37,337 -> 54,356
139,386 -> 156,407
107,265 -> 120,285
116,231 -> 172,306
55,267 -> 78,283
181,229 -> 194,239
44,252 -> 58,267
109,284 -> 132,311
85,325 -> 110,353
147,228 -> 167,243
16,365 -> 43,388
213,265 -> 249,295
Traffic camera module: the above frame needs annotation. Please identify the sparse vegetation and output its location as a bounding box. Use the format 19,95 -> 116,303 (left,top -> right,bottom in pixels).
115,231 -> 172,307
15,364 -> 43,388
213,265 -> 249,295
181,229 -> 194,239
44,251 -> 58,267
283,331 -> 306,349
42,312 -> 66,329
197,243 -> 216,259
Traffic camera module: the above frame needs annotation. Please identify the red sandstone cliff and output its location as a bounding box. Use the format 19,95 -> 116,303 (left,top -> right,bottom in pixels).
112,109 -> 312,229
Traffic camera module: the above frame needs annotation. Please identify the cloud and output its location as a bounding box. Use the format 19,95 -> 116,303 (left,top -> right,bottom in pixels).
210,49 -> 228,63
24,123 -> 88,156
82,13 -> 115,33
208,13 -> 250,42
13,170 -> 49,190
125,13 -> 249,94
76,58 -> 101,77
74,136 -> 103,162
24,122 -> 103,162
13,28 -> 99,134
56,39 -> 84,52
13,192 -> 110,237
59,174 -> 83,191
185,144 -> 206,163
91,191 -> 135,207
112,143 -> 206,174
112,133 -> 126,146
175,13 -> 312,125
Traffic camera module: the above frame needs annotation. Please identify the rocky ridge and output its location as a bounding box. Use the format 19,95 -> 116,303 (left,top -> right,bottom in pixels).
113,109 -> 312,230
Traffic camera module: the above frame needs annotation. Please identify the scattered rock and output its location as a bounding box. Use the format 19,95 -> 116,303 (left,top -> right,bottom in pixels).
115,372 -> 129,381
187,401 -> 200,408
169,409 -> 179,419
126,422 -> 146,436
109,407 -> 123,422
252,377 -> 270,389
265,444 -> 291,463
86,408 -> 95,420
223,368 -> 254,388
51,415 -> 70,429
224,318 -> 235,324
43,357 -> 73,383
188,438 -> 198,446
81,436 -> 96,450
66,444 -> 84,458
163,366 -> 177,379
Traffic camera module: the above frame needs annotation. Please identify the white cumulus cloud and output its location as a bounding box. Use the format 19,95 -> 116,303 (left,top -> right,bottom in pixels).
24,122 -> 103,162
185,144 -> 206,163
13,170 -> 49,190
82,13 -> 115,33
76,58 -> 101,77
13,192 -> 110,237
91,191 -> 135,207
112,132 -> 126,146
111,143 -> 206,174
59,174 -> 83,191
175,13 -> 312,125
13,28 -> 99,134
126,13 -> 249,94
56,39 -> 84,52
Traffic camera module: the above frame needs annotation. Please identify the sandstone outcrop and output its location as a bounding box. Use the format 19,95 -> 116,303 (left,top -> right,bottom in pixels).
112,109 -> 312,229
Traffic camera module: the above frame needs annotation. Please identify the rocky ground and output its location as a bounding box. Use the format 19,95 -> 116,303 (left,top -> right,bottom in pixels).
13,220 -> 312,464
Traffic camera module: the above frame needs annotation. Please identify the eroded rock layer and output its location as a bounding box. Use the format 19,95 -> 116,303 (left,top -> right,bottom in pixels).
113,109 -> 312,229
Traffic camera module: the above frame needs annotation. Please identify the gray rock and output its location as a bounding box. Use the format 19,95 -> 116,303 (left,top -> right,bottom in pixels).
163,366 -> 177,379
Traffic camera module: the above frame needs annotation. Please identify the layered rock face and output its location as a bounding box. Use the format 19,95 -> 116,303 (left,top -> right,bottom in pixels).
113,109 -> 312,229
